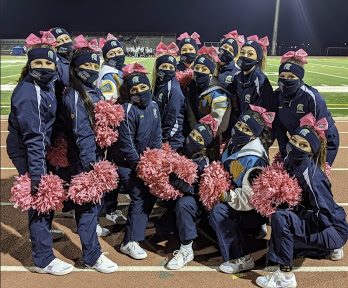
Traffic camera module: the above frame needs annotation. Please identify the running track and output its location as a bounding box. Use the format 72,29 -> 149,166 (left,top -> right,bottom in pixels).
1,116 -> 348,288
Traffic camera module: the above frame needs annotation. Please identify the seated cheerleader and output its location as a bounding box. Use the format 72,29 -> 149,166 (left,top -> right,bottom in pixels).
209,105 -> 275,274
152,42 -> 185,150
275,49 -> 339,166
255,115 -> 348,288
228,36 -> 276,115
217,30 -> 242,87
176,32 -> 201,72
166,117 -> 216,270
6,32 -> 73,275
60,37 -> 118,273
107,63 -> 162,260
97,34 -> 125,102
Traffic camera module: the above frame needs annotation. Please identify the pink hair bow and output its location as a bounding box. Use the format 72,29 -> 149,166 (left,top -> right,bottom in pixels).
246,35 -> 269,52
98,33 -> 118,48
199,114 -> 218,137
249,104 -> 275,128
223,30 -> 245,47
299,113 -> 328,139
73,34 -> 101,52
122,62 -> 148,78
26,31 -> 57,48
155,42 -> 179,56
281,49 -> 308,64
177,32 -> 201,45
197,46 -> 220,63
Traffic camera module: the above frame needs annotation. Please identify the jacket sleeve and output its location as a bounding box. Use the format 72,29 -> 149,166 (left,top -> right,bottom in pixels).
211,90 -> 229,127
308,89 -> 328,120
274,112 -> 289,159
66,91 -> 97,171
118,103 -> 140,169
152,102 -> 163,149
14,87 -> 49,181
99,74 -> 118,101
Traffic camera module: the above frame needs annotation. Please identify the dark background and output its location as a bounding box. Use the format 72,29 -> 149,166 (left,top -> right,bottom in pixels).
1,0 -> 347,48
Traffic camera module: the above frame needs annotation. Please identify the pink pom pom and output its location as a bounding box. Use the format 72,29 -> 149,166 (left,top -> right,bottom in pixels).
176,68 -> 193,87
32,174 -> 66,214
68,160 -> 118,205
250,162 -> 302,217
198,161 -> 231,211
10,173 -> 66,214
324,162 -> 331,179
137,144 -> 198,200
10,174 -> 33,211
272,151 -> 283,165
94,100 -> 125,148
46,133 -> 69,167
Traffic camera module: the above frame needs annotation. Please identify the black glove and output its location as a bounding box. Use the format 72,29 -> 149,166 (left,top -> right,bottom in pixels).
31,179 -> 40,196
169,173 -> 194,194
247,168 -> 263,185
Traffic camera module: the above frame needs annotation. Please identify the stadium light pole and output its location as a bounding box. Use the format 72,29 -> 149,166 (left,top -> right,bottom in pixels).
271,0 -> 281,56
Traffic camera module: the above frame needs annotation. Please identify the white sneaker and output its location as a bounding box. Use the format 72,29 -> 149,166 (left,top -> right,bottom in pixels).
106,210 -> 127,225
87,254 -> 118,273
34,258 -> 74,276
219,254 -> 255,274
120,241 -> 147,260
50,229 -> 64,241
256,224 -> 268,239
256,269 -> 297,288
166,244 -> 194,270
329,247 -> 344,261
96,224 -> 110,237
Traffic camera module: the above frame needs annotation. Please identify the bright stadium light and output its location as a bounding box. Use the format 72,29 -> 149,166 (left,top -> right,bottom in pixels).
271,0 -> 281,55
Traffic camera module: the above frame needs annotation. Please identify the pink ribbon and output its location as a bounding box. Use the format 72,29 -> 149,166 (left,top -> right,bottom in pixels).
299,113 -> 328,139
246,35 -> 269,52
73,34 -> 101,52
223,30 -> 245,47
281,49 -> 308,64
177,32 -> 201,45
26,31 -> 57,48
155,42 -> 179,56
98,33 -> 118,48
122,62 -> 148,78
249,104 -> 275,128
197,46 -> 220,63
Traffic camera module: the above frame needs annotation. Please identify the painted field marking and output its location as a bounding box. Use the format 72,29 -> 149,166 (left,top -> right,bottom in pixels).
1,64 -> 26,69
1,74 -> 20,79
309,63 -> 348,70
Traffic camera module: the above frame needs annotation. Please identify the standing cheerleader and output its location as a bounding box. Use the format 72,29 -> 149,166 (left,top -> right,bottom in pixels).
176,32 -> 201,72
275,49 -> 339,165
97,33 -> 125,102
152,42 -> 185,150
209,105 -> 274,274
107,63 -> 162,259
255,115 -> 348,288
60,35 -> 118,273
217,30 -> 243,87
228,35 -> 276,114
7,31 -> 73,275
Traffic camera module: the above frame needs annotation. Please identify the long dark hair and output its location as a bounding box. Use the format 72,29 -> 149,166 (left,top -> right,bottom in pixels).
68,51 -> 95,124
18,62 -> 30,82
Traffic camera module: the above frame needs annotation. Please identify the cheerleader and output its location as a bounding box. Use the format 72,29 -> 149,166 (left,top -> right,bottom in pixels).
275,49 -> 339,166
96,33 -> 125,102
107,63 -> 162,259
255,114 -> 348,288
217,30 -> 243,88
6,32 -> 74,275
59,35 -> 118,273
228,35 -> 276,114
152,42 -> 185,150
209,105 -> 275,274
176,32 -> 201,72
166,117 -> 215,270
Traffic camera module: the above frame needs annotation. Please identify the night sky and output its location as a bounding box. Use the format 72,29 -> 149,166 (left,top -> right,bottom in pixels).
1,0 -> 347,46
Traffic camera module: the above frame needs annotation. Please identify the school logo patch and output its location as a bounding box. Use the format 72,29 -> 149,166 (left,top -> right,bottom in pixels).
198,57 -> 205,64
244,94 -> 251,103
246,40 -> 253,45
47,50 -> 54,60
184,38 -> 191,43
284,63 -> 292,70
168,56 -> 174,63
198,126 -> 206,132
225,75 -> 233,83
300,128 -> 310,136
296,103 -> 304,113
132,76 -> 140,84
242,114 -> 251,122
70,113 -> 75,119
55,28 -> 63,34
228,39 -> 234,44
111,41 -> 118,47
91,53 -> 98,61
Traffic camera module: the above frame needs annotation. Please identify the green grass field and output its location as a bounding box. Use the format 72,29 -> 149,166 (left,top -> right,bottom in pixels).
1,56 -> 348,116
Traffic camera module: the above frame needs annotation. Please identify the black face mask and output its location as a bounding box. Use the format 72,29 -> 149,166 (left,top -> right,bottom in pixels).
184,135 -> 205,157
180,53 -> 196,64
219,48 -> 234,64
107,55 -> 125,70
231,127 -> 254,147
75,68 -> 99,85
194,72 -> 211,91
29,67 -> 57,86
278,78 -> 302,99
284,142 -> 311,171
156,69 -> 175,84
131,89 -> 152,107
238,56 -> 258,72
56,42 -> 73,57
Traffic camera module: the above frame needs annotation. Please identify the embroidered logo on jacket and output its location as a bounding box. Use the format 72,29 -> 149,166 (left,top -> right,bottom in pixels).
244,94 -> 251,103
296,103 -> 304,113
